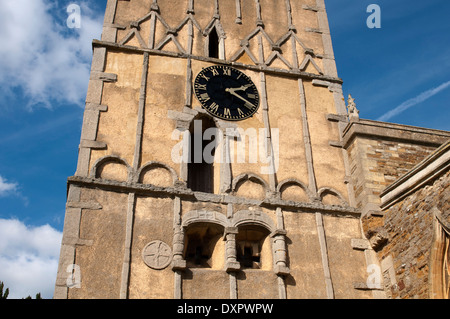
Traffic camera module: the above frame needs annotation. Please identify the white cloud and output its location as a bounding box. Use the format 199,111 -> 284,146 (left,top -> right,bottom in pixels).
0,219 -> 62,299
0,0 -> 103,109
377,81 -> 450,122
0,176 -> 18,197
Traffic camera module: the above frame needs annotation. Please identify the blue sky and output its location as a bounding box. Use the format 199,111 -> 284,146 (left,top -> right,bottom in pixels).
0,0 -> 449,299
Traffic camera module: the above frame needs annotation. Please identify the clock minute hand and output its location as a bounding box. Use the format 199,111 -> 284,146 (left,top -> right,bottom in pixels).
225,88 -> 256,110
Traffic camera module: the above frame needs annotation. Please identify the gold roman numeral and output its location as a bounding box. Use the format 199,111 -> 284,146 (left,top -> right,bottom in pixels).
222,67 -> 231,76
195,83 -> 207,91
209,102 -> 219,112
200,74 -> 210,81
200,93 -> 210,102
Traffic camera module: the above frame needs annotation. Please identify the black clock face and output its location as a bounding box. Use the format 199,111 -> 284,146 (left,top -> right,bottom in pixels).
194,65 -> 260,121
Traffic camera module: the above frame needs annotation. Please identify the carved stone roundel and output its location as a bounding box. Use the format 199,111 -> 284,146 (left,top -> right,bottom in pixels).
142,240 -> 172,270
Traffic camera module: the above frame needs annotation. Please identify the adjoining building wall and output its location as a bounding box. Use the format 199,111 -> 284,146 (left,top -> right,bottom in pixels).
355,136 -> 450,299
343,119 -> 450,216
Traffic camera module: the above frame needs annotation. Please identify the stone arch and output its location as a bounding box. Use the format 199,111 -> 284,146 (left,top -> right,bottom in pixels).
430,207 -> 450,299
90,155 -> 133,182
232,173 -> 269,200
318,187 -> 348,207
232,210 -> 276,233
136,161 -> 178,187
277,178 -> 313,202
181,210 -> 228,270
232,210 -> 275,270
181,210 -> 229,229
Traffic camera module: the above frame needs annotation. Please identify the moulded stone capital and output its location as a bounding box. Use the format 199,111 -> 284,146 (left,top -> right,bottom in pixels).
171,259 -> 187,271
274,265 -> 290,276
225,261 -> 241,273
270,229 -> 287,238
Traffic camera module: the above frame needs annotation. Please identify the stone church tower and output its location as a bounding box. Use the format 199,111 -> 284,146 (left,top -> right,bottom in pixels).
54,0 -> 382,299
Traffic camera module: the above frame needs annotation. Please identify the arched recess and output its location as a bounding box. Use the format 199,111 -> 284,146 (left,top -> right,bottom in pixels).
277,178 -> 313,203
90,155 -> 133,182
232,210 -> 275,270
430,207 -> 450,299
181,210 -> 228,269
232,173 -> 269,200
136,161 -> 178,187
318,187 -> 348,207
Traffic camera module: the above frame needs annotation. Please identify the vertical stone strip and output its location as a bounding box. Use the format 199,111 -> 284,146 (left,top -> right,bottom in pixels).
255,0 -> 263,26
172,196 -> 185,299
132,52 -> 150,172
284,0 -> 293,29
259,72 -> 277,193
102,0 -> 118,42
75,47 -> 108,177
277,277 -> 287,299
285,0 -> 299,69
214,0 -> 220,17
148,1 -> 160,49
185,58 -> 193,108
235,0 -> 242,24
229,272 -> 238,299
297,79 -> 318,196
315,0 -> 338,77
220,130 -> 232,194
119,192 -> 136,299
315,212 -> 334,299
54,185 -> 81,298
188,0 -> 194,13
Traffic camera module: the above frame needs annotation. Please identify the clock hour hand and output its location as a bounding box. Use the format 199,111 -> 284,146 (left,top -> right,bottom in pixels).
225,88 -> 256,110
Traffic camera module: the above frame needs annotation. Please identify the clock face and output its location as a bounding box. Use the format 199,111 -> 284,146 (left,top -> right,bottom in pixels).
194,65 -> 260,121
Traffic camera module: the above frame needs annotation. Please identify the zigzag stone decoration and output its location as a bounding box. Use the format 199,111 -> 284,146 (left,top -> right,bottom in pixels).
114,0 -> 323,74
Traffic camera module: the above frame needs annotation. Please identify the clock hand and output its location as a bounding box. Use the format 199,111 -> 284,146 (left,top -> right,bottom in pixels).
225,88 -> 256,110
227,84 -> 251,93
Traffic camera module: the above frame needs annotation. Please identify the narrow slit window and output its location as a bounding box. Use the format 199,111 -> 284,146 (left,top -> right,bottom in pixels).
208,26 -> 220,59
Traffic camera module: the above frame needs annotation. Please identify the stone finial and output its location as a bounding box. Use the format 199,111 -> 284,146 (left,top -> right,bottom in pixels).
347,94 -> 360,121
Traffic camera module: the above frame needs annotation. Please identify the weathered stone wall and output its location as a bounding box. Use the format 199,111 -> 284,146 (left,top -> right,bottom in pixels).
343,120 -> 450,215
362,170 -> 449,299
348,137 -> 436,210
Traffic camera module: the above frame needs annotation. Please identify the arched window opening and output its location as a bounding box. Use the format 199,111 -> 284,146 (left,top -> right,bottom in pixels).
430,209 -> 450,299
184,223 -> 224,269
187,116 -> 217,193
236,225 -> 270,270
208,26 -> 220,59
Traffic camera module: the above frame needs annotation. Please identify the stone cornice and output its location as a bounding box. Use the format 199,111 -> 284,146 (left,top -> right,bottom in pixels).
380,140 -> 450,209
342,119 -> 450,149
